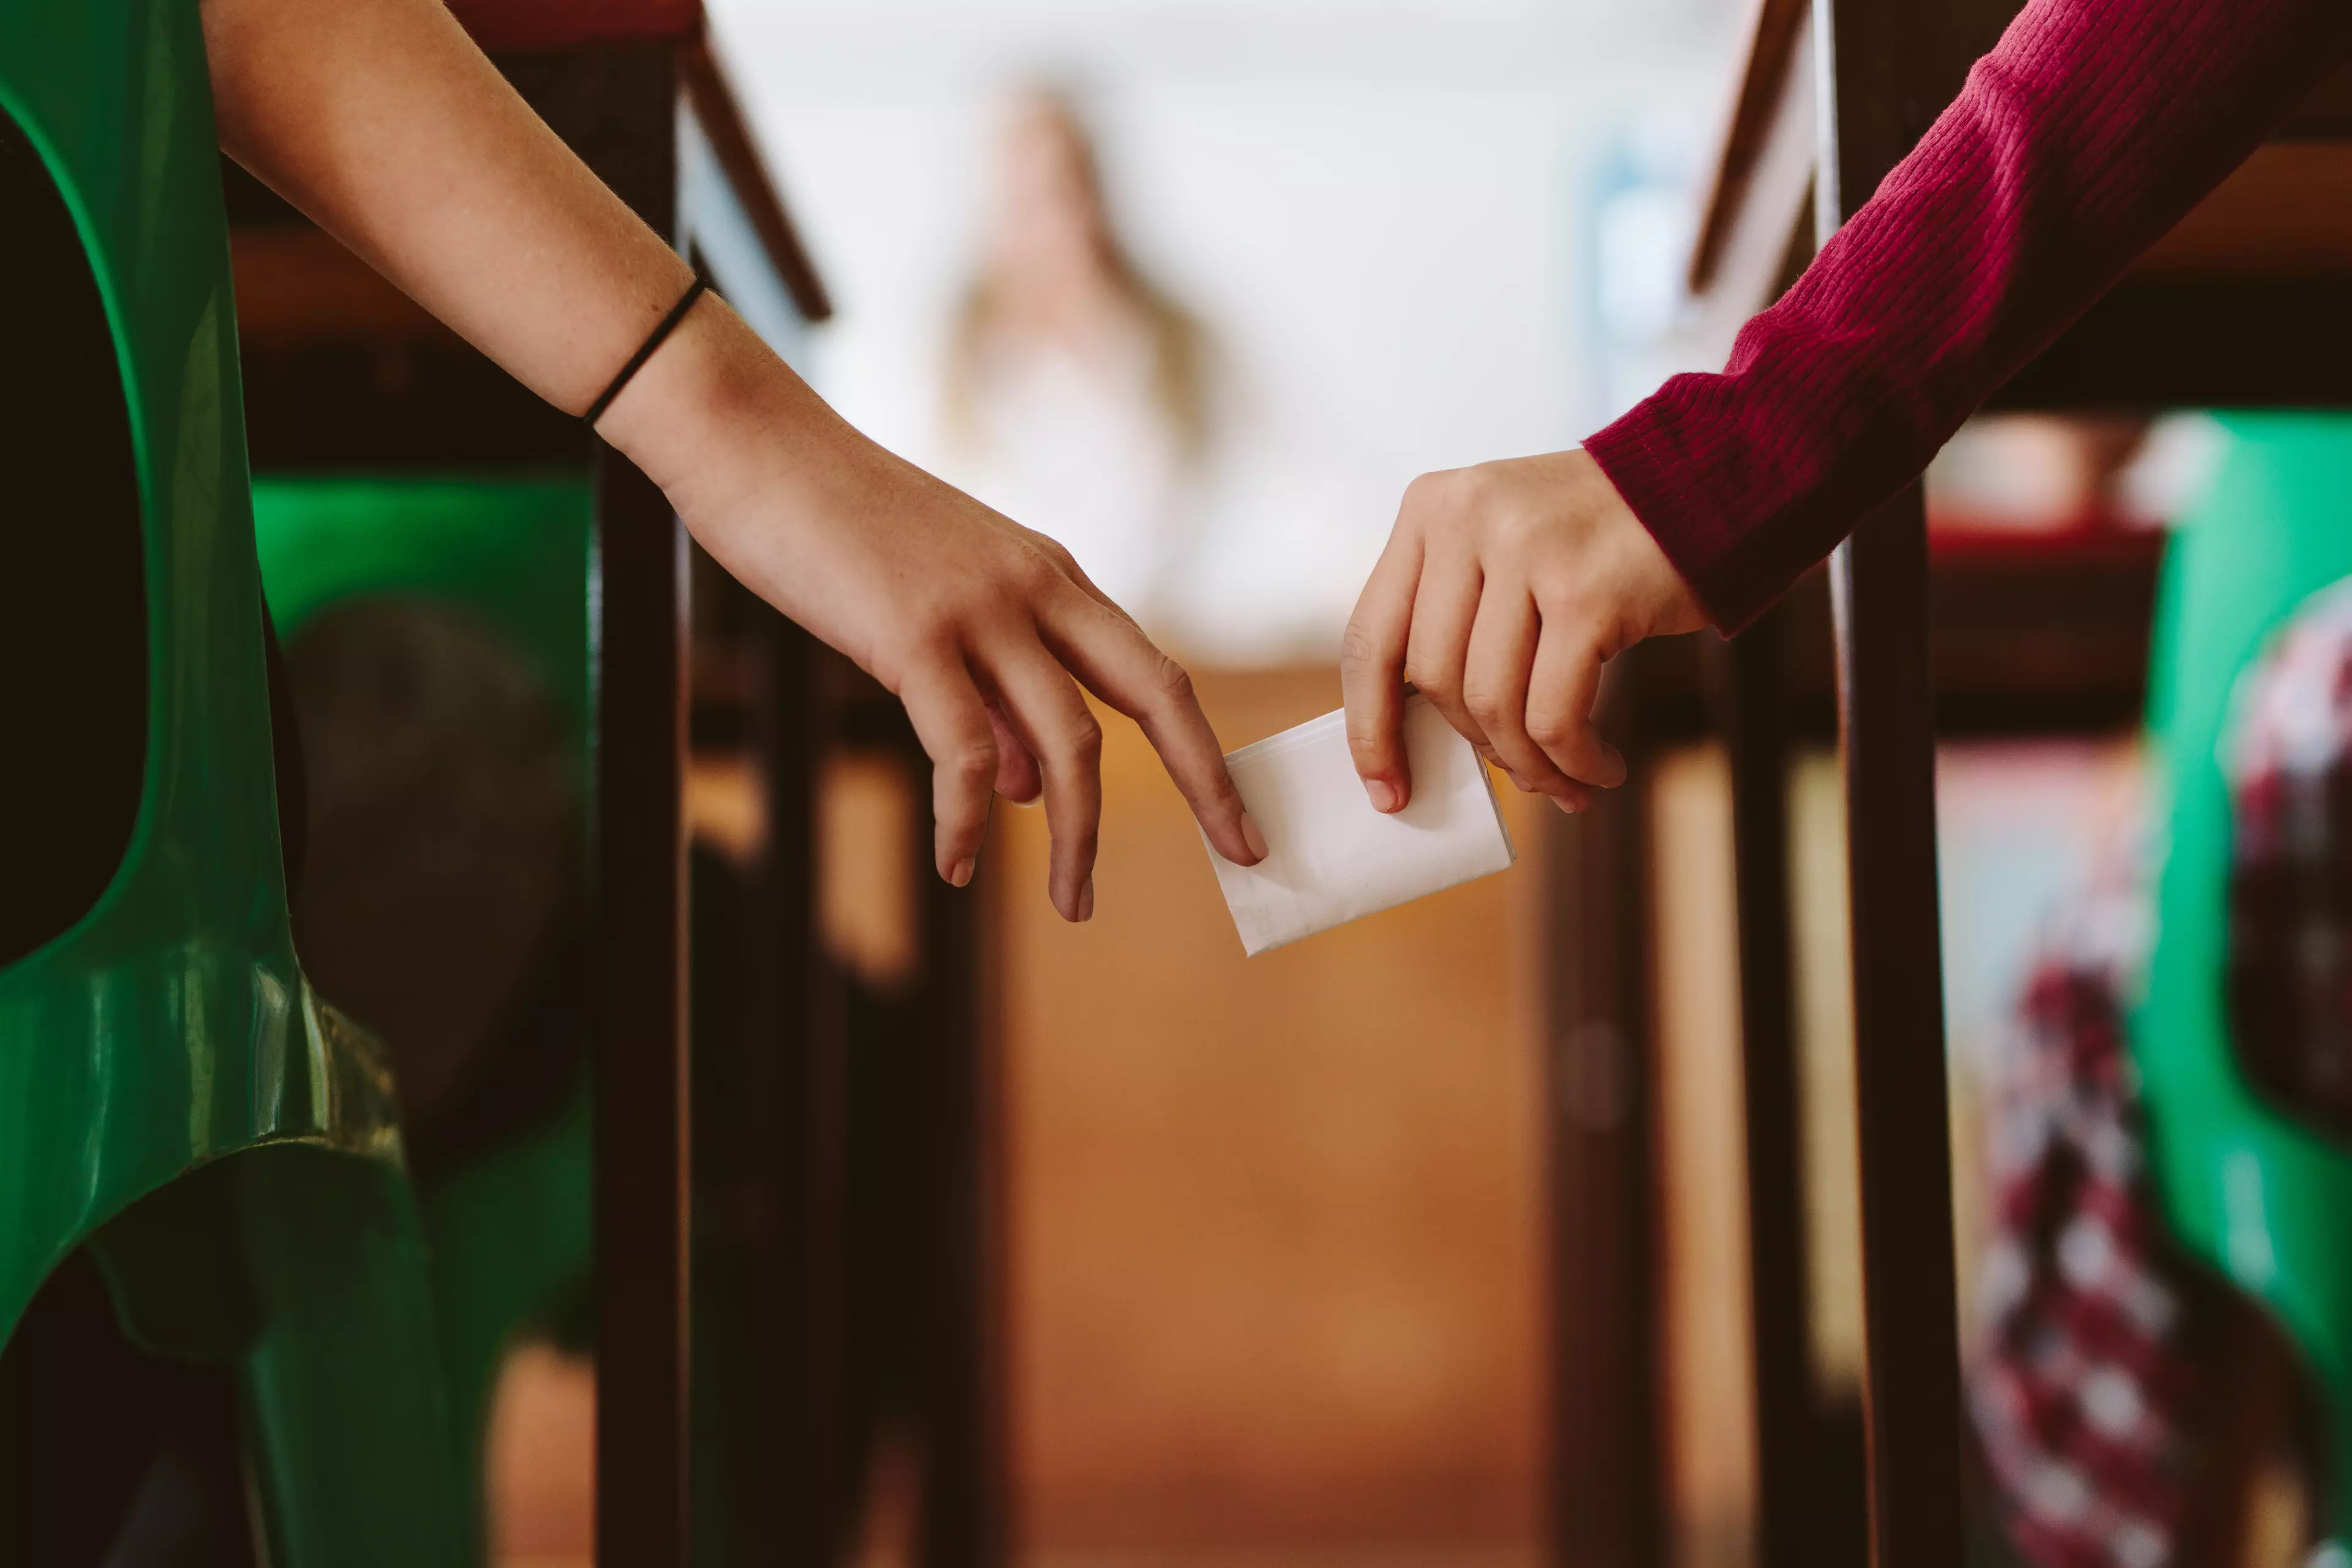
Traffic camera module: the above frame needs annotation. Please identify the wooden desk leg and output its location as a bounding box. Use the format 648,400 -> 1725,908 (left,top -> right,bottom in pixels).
1830,491 -> 1962,1568
766,620 -> 853,1566
1714,618 -> 1821,1568
918,840 -> 1002,1568
597,450 -> 693,1566
1545,654 -> 1664,1568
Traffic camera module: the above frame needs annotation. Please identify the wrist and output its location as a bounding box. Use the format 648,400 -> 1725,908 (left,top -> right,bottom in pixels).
594,293 -> 837,539
1554,448 -> 1705,642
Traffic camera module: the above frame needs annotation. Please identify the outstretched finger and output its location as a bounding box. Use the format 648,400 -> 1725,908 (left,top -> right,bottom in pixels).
1340,528 -> 1422,813
1040,589 -> 1265,869
897,658 -> 1001,886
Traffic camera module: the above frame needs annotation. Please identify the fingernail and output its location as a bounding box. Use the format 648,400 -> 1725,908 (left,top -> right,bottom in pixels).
1599,747 -> 1628,788
949,858 -> 974,888
1076,877 -> 1095,922
1241,812 -> 1269,862
1550,795 -> 1583,816
1365,778 -> 1400,813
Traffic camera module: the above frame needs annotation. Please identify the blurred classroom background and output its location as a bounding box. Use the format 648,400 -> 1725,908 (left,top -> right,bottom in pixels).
671,2 -> 1730,1563
15,1 -> 2352,1567
386,4 -> 2351,1568
690,1 -> 1727,1564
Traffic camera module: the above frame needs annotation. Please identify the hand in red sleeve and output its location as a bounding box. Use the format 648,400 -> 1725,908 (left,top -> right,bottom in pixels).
1340,448 -> 1705,815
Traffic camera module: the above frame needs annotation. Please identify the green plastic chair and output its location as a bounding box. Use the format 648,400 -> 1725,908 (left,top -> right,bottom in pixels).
252,477 -> 786,1568
0,3 -> 466,1561
2138,413 -> 2352,1541
252,473 -> 597,1559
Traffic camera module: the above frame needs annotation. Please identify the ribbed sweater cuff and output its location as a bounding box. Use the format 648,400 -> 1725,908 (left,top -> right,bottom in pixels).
1585,398 -> 1797,636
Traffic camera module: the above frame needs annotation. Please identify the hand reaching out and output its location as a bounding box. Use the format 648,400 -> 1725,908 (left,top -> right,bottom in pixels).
1341,448 -> 1705,816
203,0 -> 1267,925
603,296 -> 1268,924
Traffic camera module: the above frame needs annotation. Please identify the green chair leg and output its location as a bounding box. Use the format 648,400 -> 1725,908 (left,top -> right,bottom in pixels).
238,1147 -> 471,1566
88,1138 -> 469,1567
423,1085 -> 594,1552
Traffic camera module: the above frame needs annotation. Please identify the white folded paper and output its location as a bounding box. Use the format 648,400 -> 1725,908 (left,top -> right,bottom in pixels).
1204,694 -> 1516,956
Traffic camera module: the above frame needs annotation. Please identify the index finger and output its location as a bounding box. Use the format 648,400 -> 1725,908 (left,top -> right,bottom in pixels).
1340,526 -> 1421,813
1036,590 -> 1267,868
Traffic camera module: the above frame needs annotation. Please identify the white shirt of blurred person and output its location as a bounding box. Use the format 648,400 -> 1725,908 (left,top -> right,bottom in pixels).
938,90 -> 1212,641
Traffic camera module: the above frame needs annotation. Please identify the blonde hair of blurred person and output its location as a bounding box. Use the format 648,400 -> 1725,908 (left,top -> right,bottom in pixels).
941,89 -> 1214,632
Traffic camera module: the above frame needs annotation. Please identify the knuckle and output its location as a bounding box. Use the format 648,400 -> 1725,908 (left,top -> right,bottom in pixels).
1340,619 -> 1379,671
1401,470 -> 1445,513
1040,707 -> 1102,768
1494,501 -> 1547,553
1153,654 -> 1196,706
1023,552 -> 1066,597
912,612 -> 971,660
1532,576 -> 1588,615
1347,728 -> 1388,762
945,744 -> 997,786
902,598 -> 951,641
1398,473 -> 1456,533
1464,685 -> 1508,727
998,543 -> 1062,598
1527,709 -> 1574,748
1446,465 -> 1502,518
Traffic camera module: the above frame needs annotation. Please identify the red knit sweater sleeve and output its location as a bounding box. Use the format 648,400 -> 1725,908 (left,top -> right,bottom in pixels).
1584,0 -> 2352,633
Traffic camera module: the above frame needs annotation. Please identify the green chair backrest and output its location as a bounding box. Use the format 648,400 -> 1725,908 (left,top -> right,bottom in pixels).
2138,413 -> 2352,1527
0,0 -> 398,1344
253,474 -> 595,738
252,473 -> 597,1561
0,10 -> 470,1561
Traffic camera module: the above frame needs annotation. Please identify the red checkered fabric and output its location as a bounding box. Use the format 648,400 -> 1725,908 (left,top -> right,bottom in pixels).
1970,578 -> 2352,1567
2223,578 -> 2352,1139
1970,930 -> 2199,1568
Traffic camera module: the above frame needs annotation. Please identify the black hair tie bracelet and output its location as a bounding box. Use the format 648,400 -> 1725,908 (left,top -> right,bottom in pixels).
584,275 -> 709,428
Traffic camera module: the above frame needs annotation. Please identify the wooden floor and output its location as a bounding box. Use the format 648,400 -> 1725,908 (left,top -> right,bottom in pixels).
485,1341 -> 595,1566
481,666 -> 1553,1565
995,667 -> 1550,1556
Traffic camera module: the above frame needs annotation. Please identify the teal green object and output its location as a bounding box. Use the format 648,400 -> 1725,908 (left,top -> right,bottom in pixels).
252,474 -> 597,738
0,3 -> 466,1560
251,473 -> 598,1562
2138,414 -> 2352,1526
418,1090 -> 594,1548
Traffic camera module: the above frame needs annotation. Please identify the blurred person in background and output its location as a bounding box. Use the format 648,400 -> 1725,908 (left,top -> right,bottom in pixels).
940,88 -> 1215,635
932,86 -> 1368,668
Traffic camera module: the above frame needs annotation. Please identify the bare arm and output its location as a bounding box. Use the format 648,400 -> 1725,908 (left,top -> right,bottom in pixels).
201,0 -> 1267,919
